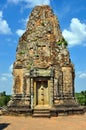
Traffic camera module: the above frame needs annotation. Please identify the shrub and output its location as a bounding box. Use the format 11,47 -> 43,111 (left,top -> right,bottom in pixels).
76,90 -> 86,106
0,92 -> 11,107
56,38 -> 68,46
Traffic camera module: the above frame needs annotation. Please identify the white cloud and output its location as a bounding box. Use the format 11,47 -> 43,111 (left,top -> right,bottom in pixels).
8,0 -> 51,8
0,11 -> 12,34
20,17 -> 28,27
16,29 -> 25,36
6,38 -> 11,42
0,73 -> 12,82
2,73 -> 12,78
17,17 -> 28,36
8,0 -> 19,4
79,73 -> 86,79
0,77 -> 7,81
9,64 -> 13,72
62,18 -> 86,47
76,71 -> 86,79
0,65 -> 13,83
0,11 -> 3,17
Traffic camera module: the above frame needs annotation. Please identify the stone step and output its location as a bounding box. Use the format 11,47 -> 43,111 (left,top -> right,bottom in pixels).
33,113 -> 51,118
34,111 -> 50,114
33,109 -> 51,118
34,109 -> 50,112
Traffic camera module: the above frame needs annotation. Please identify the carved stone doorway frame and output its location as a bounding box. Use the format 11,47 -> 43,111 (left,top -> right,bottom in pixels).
29,68 -> 54,109
33,78 -> 50,108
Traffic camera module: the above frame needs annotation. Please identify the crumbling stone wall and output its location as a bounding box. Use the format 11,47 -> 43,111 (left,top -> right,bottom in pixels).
9,5 -> 75,109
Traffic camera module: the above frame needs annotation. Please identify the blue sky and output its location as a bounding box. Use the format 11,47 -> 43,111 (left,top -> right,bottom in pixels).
0,0 -> 86,94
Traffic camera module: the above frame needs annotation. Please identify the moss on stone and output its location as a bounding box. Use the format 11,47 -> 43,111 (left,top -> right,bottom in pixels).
56,38 -> 68,46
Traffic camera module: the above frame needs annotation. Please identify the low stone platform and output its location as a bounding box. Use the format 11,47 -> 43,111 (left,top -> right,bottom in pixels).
3,105 -> 84,117
50,106 -> 85,116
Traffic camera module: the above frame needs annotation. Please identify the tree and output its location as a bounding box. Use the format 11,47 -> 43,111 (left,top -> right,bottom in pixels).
76,90 -> 86,106
0,91 -> 11,107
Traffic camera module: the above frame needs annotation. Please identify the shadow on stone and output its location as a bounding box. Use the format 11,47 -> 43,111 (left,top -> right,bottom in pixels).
0,123 -> 10,130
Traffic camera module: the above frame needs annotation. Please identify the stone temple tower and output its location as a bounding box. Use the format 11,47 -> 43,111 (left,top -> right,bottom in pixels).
8,5 -> 83,117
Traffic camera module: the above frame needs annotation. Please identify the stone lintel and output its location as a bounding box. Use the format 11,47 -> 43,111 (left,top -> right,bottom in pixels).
30,68 -> 54,78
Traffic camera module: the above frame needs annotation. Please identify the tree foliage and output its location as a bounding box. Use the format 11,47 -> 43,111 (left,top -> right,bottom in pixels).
75,90 -> 86,106
56,37 -> 68,46
0,91 -> 11,107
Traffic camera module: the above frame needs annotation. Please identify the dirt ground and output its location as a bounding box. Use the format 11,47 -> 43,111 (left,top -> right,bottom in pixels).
0,113 -> 86,130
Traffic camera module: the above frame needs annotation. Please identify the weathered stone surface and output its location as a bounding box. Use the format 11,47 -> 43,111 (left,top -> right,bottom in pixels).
8,5 -> 83,116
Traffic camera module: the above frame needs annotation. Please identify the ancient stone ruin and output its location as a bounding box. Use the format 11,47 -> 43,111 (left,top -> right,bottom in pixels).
8,5 -> 84,117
